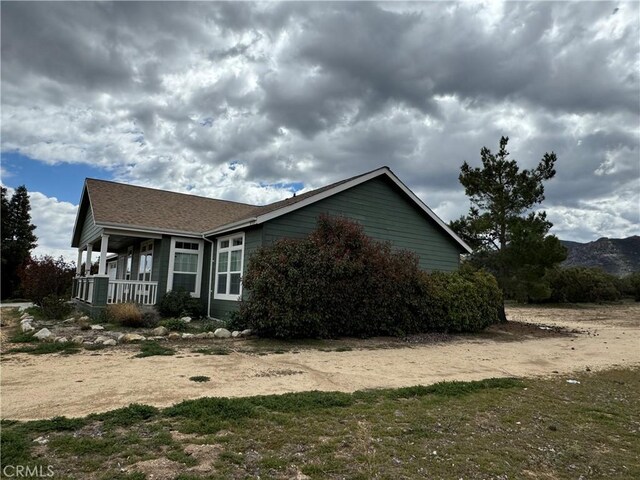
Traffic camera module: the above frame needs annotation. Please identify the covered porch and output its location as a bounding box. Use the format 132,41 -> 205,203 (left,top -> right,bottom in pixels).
73,231 -> 160,311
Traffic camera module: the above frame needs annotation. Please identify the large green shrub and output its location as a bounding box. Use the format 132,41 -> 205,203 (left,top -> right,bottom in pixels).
617,272 -> 640,301
158,289 -> 204,318
238,215 -> 503,338
40,294 -> 73,320
422,271 -> 503,332
544,267 -> 621,303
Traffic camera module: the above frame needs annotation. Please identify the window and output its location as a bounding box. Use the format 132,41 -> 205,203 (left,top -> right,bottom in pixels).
214,233 -> 244,300
125,246 -> 133,280
138,240 -> 154,281
167,238 -> 204,297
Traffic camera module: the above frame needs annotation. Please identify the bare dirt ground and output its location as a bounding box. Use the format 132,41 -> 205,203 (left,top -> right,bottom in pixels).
2,303 -> 639,420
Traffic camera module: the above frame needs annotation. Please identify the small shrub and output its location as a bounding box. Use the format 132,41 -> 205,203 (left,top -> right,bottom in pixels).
40,295 -> 73,320
161,318 -> 190,332
141,310 -> 160,328
158,289 -> 204,318
106,303 -> 143,327
135,341 -> 175,358
93,403 -> 159,426
189,376 -> 210,382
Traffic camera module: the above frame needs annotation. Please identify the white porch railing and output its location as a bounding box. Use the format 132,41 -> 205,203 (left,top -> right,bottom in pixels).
107,280 -> 158,306
76,277 -> 95,303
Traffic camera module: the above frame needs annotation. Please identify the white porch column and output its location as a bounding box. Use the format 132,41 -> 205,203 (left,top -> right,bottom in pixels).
76,248 -> 84,275
98,234 -> 110,275
86,243 -> 93,276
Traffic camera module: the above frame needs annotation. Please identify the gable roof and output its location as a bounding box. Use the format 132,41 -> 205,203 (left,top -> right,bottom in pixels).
72,167 -> 472,253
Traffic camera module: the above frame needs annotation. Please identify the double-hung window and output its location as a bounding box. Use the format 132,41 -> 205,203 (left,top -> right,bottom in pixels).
167,238 -> 204,297
138,240 -> 154,281
214,233 -> 244,300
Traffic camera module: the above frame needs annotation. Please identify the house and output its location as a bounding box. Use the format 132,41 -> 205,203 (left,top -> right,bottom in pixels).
71,166 -> 472,318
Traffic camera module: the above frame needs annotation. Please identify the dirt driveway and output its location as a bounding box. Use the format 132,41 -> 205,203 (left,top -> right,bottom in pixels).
2,304 -> 639,420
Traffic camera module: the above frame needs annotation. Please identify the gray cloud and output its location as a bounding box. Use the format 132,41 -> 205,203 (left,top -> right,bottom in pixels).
1,1 -> 638,257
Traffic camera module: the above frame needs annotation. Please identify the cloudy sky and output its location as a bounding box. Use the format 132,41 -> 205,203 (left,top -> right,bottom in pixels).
1,1 -> 638,260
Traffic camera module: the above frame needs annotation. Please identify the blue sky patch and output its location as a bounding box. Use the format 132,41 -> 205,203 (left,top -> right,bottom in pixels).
1,152 -> 110,204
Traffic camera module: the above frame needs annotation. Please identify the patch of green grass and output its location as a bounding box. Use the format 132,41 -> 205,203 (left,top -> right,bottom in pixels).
2,369 -> 639,480
135,341 -> 175,358
91,404 -> 159,427
9,330 -> 39,343
189,376 -> 210,383
0,427 -> 31,465
101,473 -> 147,480
160,318 -> 190,332
7,342 -> 81,355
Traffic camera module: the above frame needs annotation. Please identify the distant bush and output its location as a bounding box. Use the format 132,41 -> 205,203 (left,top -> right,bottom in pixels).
617,272 -> 640,301
106,303 -> 144,327
158,289 -> 204,318
544,267 -> 621,303
238,215 -> 503,338
40,294 -> 73,320
18,256 -> 75,306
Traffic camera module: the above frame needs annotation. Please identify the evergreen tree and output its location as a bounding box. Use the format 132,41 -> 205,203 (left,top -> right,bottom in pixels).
1,185 -> 38,299
451,137 -> 566,302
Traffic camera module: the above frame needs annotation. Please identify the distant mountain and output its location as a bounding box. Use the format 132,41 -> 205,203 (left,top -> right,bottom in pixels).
560,236 -> 640,277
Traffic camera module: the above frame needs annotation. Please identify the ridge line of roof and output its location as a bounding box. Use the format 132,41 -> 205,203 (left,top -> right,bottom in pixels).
85,177 -> 258,208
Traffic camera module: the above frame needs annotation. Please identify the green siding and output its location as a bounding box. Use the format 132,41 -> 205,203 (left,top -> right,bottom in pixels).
209,227 -> 262,320
78,206 -> 101,247
263,176 -> 462,272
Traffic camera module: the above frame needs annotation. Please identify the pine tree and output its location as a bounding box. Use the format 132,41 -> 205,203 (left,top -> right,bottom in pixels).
451,137 -> 566,302
1,185 -> 38,299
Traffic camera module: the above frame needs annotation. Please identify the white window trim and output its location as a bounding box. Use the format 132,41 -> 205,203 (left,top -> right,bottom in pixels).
214,232 -> 245,301
167,237 -> 204,298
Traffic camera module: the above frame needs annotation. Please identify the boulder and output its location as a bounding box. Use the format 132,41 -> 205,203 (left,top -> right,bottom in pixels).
241,329 -> 253,337
21,323 -> 35,333
71,336 -> 85,344
102,339 -> 117,346
62,317 -> 76,324
213,328 -> 231,339
181,333 -> 194,339
55,337 -> 68,343
20,317 -> 34,324
120,333 -> 146,343
168,332 -> 182,340
180,316 -> 192,323
94,336 -> 110,344
151,326 -> 169,336
194,332 -> 208,339
20,313 -> 31,320
78,316 -> 90,322
90,325 -> 105,330
231,331 -> 241,338
34,328 -> 52,341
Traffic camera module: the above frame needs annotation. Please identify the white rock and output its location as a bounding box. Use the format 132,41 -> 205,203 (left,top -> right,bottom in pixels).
194,332 -> 208,339
231,331 -> 241,338
181,333 -> 194,339
71,336 -> 85,344
20,317 -> 34,324
180,316 -> 192,323
241,329 -> 253,337
120,333 -> 146,343
116,333 -> 125,342
213,328 -> 231,339
90,325 -> 105,330
21,323 -> 35,333
62,317 -> 76,324
151,326 -> 169,336
94,336 -> 110,344
20,313 -> 31,320
55,337 -> 68,343
168,332 -> 181,340
102,339 -> 117,346
33,436 -> 48,445
79,316 -> 90,322
34,328 -> 52,341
